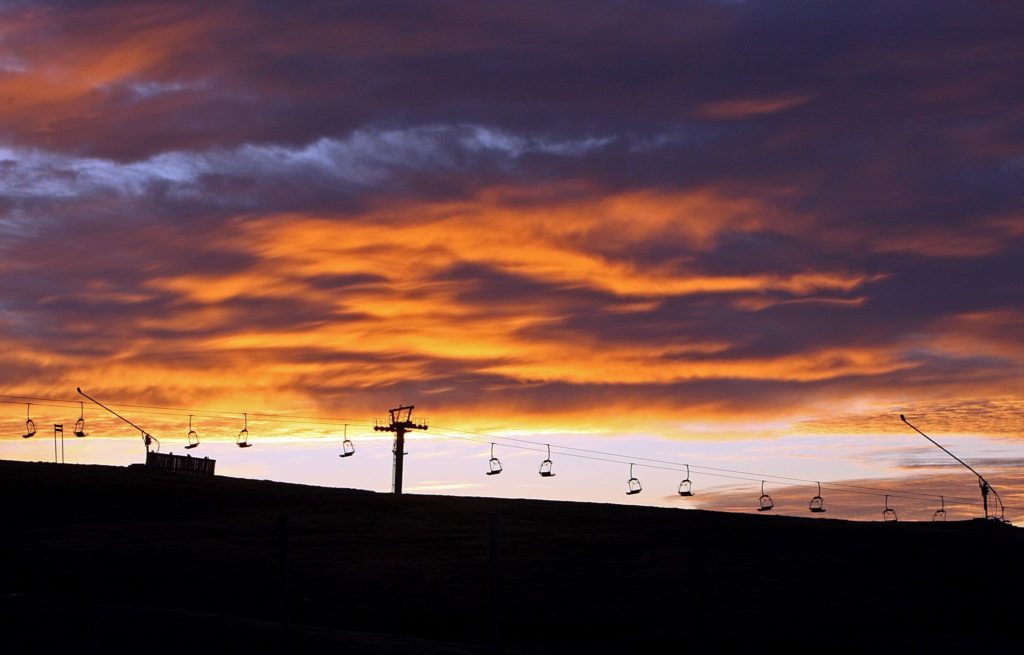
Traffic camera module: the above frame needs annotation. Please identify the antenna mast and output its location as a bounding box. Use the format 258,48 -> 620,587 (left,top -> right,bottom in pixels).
900,414 -> 1004,521
373,405 -> 428,494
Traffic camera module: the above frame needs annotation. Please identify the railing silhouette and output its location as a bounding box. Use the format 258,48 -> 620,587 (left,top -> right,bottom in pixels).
145,451 -> 216,477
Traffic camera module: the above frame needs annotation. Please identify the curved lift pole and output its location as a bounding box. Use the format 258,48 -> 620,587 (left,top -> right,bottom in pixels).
77,387 -> 160,453
900,414 -> 1003,521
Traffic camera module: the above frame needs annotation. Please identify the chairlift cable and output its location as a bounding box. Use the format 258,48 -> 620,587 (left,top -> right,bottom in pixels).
427,423 -> 994,506
426,425 -> 994,507
0,394 -> 372,425
426,430 -> 1007,509
0,392 -> 1013,508
3,393 -> 1018,512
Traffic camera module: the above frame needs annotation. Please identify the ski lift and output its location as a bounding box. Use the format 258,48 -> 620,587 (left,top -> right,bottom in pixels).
883,495 -> 898,522
626,463 -> 642,495
932,496 -> 946,522
236,413 -> 252,448
185,415 -> 199,450
757,480 -> 774,512
22,403 -> 36,439
73,402 -> 88,438
809,481 -> 826,513
678,464 -> 694,497
486,443 -> 502,475
339,424 -> 354,458
538,444 -> 556,477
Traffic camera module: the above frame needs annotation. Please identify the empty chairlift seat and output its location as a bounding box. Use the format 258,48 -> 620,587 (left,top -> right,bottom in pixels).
339,424 -> 355,458
539,444 -> 556,477
933,496 -> 946,522
22,403 -> 36,439
185,415 -> 200,450
237,413 -> 252,448
626,463 -> 642,495
678,464 -> 695,497
809,482 -> 826,513
486,443 -> 502,475
883,495 -> 898,522
340,438 -> 355,458
757,480 -> 774,512
74,402 -> 88,438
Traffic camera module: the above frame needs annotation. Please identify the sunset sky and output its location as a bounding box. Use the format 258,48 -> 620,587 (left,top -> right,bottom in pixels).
1,1 -> 1022,521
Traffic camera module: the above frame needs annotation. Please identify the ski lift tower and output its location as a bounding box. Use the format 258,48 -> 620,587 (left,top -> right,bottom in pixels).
374,405 -> 428,495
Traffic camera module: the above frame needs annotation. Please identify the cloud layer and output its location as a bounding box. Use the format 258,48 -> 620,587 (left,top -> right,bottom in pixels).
1,0 -> 1023,442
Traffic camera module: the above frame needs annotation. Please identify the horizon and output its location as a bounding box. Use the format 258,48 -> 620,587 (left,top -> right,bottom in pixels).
2,394 -> 1021,523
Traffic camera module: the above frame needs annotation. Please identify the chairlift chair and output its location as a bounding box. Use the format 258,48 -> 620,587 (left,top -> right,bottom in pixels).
626,463 -> 642,495
73,402 -> 88,438
22,403 -> 36,439
185,415 -> 199,449
932,496 -> 946,522
339,424 -> 355,458
539,444 -> 556,477
883,495 -> 898,522
809,481 -> 826,513
340,439 -> 355,457
486,443 -> 502,475
757,480 -> 774,511
678,464 -> 694,497
237,413 -> 252,448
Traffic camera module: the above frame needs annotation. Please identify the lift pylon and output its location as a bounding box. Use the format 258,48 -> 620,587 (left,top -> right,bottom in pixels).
373,405 -> 428,495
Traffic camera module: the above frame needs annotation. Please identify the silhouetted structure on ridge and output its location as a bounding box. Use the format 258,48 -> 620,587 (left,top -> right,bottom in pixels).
146,451 -> 216,477
78,387 -> 160,453
374,405 -> 428,494
901,414 -> 1006,521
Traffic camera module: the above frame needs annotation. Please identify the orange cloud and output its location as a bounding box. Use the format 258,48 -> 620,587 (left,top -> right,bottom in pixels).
0,4 -> 236,151
19,187 -> 892,431
695,93 -> 814,120
219,187 -> 861,300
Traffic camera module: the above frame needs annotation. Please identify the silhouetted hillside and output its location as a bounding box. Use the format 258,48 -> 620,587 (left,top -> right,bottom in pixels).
1,459 -> 1019,653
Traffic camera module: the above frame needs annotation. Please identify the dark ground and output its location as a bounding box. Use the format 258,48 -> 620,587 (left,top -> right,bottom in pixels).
0,459 -> 1020,653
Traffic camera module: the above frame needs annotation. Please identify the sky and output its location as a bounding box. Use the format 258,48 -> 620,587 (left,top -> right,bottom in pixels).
1,1 -> 1023,521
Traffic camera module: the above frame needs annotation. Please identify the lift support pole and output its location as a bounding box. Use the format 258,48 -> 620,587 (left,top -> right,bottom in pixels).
901,414 -> 1003,520
374,405 -> 428,495
78,387 -> 159,453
